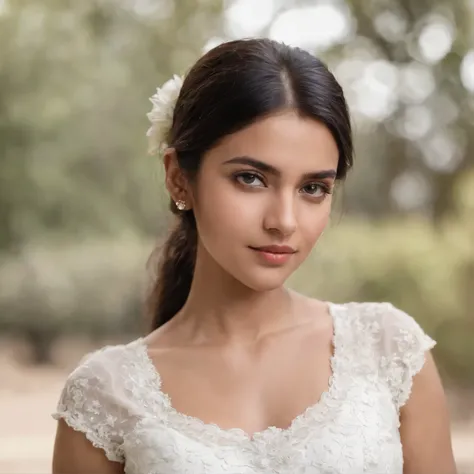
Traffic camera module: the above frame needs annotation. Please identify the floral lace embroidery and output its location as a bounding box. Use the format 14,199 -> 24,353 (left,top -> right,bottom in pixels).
52,350 -> 126,462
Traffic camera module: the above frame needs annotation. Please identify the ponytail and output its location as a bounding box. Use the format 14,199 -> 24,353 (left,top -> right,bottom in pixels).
147,211 -> 197,331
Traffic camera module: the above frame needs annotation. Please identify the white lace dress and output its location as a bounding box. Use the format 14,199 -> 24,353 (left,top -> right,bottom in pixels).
52,302 -> 436,474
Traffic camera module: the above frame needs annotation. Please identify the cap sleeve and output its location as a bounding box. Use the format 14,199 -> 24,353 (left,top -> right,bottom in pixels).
52,347 -> 126,463
379,303 -> 436,411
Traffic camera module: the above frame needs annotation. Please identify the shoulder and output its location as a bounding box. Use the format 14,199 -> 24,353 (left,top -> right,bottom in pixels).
332,301 -> 435,350
331,301 -> 436,409
52,338 -> 144,462
59,337 -> 148,404
69,339 -> 139,378
53,337 -> 143,406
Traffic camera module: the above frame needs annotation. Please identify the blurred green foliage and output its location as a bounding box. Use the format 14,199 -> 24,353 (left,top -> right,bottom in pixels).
0,0 -> 224,249
0,0 -> 473,387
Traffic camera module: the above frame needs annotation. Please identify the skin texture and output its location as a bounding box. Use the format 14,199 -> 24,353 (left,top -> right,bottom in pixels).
52,111 -> 457,474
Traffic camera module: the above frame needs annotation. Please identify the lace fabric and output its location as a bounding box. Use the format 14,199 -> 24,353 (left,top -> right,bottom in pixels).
52,302 -> 436,474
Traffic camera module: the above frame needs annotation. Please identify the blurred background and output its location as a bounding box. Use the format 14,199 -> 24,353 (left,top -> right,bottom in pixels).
0,0 -> 473,471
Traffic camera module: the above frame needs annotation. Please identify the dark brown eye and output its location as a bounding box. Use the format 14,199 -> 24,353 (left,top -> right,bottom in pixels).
301,183 -> 331,197
235,172 -> 264,187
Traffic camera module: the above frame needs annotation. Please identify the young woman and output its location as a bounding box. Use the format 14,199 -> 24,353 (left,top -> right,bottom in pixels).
51,38 -> 457,474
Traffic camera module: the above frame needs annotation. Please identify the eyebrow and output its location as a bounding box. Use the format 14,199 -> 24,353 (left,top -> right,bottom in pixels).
223,156 -> 337,180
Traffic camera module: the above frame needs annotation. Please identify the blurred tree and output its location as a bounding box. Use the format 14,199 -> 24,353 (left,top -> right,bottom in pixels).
0,0 -> 224,361
0,0 -> 224,252
326,0 -> 474,221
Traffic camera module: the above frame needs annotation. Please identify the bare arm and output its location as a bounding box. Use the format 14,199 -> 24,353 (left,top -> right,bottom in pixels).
400,351 -> 457,474
52,419 -> 124,474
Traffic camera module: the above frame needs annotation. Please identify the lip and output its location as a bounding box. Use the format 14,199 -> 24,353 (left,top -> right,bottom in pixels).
249,245 -> 297,254
249,245 -> 297,266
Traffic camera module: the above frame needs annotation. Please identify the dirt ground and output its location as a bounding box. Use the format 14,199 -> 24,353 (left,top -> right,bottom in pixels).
0,337 -> 473,473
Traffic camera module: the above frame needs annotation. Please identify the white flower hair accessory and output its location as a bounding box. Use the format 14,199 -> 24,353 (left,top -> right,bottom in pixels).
146,74 -> 184,155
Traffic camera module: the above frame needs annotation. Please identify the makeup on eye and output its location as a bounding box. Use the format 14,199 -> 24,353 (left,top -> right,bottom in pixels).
233,171 -> 266,187
231,170 -> 334,198
300,181 -> 333,198
223,155 -> 338,181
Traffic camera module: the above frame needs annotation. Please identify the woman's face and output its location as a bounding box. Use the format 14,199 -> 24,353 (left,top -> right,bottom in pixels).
191,111 -> 339,291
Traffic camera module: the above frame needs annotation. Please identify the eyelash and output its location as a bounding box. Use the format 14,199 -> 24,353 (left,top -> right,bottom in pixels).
233,172 -> 333,198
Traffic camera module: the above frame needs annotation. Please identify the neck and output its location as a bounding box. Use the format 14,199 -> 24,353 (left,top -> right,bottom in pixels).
174,244 -> 297,344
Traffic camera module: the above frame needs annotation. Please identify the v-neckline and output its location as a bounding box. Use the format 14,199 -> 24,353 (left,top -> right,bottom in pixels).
133,302 -> 342,444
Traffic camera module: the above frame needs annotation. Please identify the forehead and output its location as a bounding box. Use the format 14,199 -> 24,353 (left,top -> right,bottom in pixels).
205,111 -> 339,172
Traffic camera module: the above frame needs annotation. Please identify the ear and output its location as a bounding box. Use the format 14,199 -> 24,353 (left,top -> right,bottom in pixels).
163,148 -> 192,209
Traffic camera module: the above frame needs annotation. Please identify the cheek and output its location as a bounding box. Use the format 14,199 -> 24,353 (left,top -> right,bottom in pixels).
193,177 -> 260,243
298,202 -> 331,247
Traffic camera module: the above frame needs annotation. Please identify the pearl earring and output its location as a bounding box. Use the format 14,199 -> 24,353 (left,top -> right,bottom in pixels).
175,200 -> 186,211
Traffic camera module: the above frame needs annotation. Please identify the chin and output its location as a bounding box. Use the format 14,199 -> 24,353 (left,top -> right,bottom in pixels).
237,269 -> 291,293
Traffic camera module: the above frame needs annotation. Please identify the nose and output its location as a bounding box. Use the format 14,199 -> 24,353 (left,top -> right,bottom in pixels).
263,191 -> 297,238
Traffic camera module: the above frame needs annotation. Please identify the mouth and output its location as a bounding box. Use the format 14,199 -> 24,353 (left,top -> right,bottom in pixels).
249,245 -> 297,265
249,245 -> 297,254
